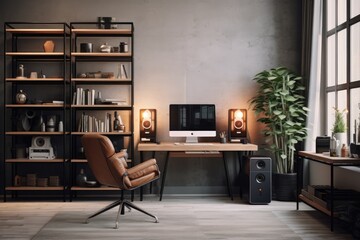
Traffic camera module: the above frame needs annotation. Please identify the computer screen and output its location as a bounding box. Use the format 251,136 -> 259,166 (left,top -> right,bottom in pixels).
169,104 -> 216,143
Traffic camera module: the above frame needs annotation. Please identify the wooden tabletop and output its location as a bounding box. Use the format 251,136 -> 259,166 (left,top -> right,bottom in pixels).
138,142 -> 258,152
298,151 -> 360,165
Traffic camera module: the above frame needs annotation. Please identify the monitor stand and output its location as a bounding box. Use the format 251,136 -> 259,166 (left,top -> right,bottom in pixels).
185,136 -> 198,143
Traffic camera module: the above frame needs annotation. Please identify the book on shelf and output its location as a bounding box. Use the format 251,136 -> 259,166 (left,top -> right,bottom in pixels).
42,100 -> 64,105
117,64 -> 128,79
77,112 -> 115,133
74,88 -> 99,105
102,98 -> 127,105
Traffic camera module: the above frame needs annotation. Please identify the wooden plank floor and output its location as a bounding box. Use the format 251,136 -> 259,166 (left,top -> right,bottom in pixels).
0,196 -> 354,239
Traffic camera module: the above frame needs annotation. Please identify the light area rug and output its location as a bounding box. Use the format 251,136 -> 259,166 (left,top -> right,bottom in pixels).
33,208 -> 301,240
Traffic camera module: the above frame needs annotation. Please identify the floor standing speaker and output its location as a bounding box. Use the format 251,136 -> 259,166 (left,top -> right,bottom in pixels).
241,156 -> 272,204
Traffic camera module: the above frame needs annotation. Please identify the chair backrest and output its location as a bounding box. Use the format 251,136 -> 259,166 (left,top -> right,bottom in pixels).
81,134 -> 127,188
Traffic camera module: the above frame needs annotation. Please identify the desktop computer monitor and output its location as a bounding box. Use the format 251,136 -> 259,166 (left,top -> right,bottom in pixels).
169,104 -> 216,143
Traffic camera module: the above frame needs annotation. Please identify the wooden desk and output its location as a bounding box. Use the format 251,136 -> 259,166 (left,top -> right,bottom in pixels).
296,151 -> 360,231
138,142 -> 258,201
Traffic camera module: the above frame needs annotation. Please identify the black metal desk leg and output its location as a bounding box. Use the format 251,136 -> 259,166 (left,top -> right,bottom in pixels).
330,165 -> 334,231
237,152 -> 243,199
159,152 -> 170,201
140,151 -> 144,201
296,156 -> 302,210
223,152 -> 233,201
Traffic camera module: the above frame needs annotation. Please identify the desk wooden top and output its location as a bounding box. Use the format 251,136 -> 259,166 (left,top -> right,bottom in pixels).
298,151 -> 360,165
138,142 -> 258,152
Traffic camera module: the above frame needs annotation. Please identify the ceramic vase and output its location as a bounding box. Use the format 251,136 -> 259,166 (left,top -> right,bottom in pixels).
334,132 -> 346,148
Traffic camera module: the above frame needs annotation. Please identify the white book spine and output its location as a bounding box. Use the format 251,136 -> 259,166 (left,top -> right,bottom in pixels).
91,89 -> 96,105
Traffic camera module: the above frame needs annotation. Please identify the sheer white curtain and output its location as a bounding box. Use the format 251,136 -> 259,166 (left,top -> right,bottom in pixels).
305,0 -> 323,152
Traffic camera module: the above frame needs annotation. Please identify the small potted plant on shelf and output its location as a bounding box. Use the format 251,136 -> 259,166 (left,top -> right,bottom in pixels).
249,67 -> 308,201
332,107 -> 347,146
219,131 -> 227,143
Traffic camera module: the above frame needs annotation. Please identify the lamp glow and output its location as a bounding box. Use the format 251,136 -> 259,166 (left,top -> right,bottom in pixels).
142,109 -> 152,120
234,110 -> 243,119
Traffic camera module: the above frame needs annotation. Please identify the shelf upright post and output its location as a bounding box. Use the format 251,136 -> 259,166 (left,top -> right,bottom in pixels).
3,23 -> 7,202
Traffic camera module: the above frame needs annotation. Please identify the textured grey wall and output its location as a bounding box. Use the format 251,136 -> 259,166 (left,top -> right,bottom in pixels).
0,0 -> 301,195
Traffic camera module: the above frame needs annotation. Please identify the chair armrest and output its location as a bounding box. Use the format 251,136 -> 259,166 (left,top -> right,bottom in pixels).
127,158 -> 159,180
127,158 -> 157,175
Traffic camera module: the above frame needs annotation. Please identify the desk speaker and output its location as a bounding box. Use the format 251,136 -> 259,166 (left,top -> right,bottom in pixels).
228,109 -> 247,142
241,156 -> 272,204
140,109 -> 156,143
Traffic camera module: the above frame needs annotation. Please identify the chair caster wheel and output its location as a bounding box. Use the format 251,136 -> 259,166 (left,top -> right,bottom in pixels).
114,222 -> 119,229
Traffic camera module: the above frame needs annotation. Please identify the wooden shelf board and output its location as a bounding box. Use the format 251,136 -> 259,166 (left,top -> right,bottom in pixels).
6,77 -> 64,81
6,158 -> 64,163
6,186 -> 63,191
71,78 -> 131,82
6,131 -> 67,135
299,194 -> 338,217
71,52 -> 131,57
6,29 -> 66,34
6,104 -> 64,108
6,52 -> 65,56
71,132 -> 132,136
71,29 -> 132,35
71,158 -> 132,163
71,186 -> 118,191
71,104 -> 130,108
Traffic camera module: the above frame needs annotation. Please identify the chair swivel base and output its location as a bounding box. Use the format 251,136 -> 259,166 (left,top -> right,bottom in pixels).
85,199 -> 159,229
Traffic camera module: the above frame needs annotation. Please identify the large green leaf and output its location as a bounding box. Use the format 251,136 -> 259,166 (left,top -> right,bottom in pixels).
285,96 -> 296,102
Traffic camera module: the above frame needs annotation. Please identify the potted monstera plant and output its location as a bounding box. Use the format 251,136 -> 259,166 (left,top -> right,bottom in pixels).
332,107 -> 347,147
249,67 -> 308,200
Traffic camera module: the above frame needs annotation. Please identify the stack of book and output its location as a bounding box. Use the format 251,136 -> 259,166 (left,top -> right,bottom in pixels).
101,98 -> 127,105
77,112 -> 114,132
73,88 -> 97,105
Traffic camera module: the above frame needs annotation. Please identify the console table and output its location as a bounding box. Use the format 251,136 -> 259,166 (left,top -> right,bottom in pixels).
138,142 -> 258,201
296,151 -> 360,231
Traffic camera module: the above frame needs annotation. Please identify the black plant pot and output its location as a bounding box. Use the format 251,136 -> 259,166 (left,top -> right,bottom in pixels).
273,172 -> 297,201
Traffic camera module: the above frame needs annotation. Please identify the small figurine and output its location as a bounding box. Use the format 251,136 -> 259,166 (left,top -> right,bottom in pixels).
100,43 -> 111,53
17,64 -> 25,78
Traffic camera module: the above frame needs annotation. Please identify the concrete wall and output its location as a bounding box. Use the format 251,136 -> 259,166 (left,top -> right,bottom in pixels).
0,0 -> 301,195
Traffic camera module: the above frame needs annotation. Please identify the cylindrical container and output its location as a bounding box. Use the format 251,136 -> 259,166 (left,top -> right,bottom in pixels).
80,43 -> 93,52
119,42 -> 128,53
17,64 -> 25,78
58,121 -> 63,132
341,144 -> 348,157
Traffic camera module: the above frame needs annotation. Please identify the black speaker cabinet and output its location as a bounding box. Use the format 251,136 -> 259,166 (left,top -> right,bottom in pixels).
228,109 -> 247,142
140,109 -> 156,143
316,136 -> 330,153
241,156 -> 272,204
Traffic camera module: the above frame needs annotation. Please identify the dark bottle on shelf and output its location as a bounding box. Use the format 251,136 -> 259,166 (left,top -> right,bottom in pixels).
114,111 -> 121,132
76,169 -> 87,187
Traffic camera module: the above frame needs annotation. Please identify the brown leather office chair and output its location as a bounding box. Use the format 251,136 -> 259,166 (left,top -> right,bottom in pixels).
81,134 -> 160,228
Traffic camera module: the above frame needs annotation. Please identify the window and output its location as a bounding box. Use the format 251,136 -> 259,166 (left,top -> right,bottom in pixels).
325,0 -> 360,144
